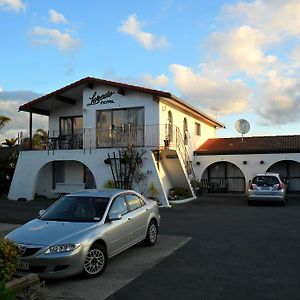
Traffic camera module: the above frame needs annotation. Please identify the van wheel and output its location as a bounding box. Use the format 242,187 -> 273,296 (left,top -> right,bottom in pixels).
82,244 -> 107,278
144,220 -> 158,246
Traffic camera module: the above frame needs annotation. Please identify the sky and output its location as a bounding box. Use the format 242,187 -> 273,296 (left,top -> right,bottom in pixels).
1,0 -> 300,142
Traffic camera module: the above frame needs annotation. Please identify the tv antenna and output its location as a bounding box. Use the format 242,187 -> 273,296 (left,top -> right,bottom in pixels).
208,106 -> 221,119
235,119 -> 250,142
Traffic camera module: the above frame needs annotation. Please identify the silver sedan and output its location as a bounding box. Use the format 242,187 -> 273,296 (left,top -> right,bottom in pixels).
6,189 -> 160,279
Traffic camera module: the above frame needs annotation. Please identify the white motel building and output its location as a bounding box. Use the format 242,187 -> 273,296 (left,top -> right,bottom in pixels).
8,77 -> 300,206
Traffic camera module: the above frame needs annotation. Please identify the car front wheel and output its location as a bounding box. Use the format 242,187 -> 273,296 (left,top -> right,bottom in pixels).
82,244 -> 107,278
144,220 -> 158,246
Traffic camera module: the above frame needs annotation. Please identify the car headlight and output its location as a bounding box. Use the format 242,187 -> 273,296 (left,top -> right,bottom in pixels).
45,243 -> 81,254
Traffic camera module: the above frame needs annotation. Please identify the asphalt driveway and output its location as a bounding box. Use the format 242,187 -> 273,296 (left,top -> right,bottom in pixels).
1,194 -> 300,299
109,194 -> 300,300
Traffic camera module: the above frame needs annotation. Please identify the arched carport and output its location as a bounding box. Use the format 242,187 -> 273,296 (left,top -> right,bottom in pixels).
267,160 -> 300,193
201,161 -> 246,193
35,160 -> 96,198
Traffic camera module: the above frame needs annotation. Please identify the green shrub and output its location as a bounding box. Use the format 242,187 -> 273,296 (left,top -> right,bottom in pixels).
103,179 -> 116,188
0,239 -> 20,282
0,280 -> 15,300
168,187 -> 192,200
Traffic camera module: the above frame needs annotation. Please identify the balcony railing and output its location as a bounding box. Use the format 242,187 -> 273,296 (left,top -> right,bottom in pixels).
19,125 -> 178,151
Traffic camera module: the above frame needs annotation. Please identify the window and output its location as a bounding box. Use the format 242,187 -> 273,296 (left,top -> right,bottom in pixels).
59,116 -> 83,149
195,122 -> 201,136
183,118 -> 188,145
96,107 -> 144,147
167,111 -> 173,142
126,194 -> 144,211
109,196 -> 128,215
60,116 -> 83,135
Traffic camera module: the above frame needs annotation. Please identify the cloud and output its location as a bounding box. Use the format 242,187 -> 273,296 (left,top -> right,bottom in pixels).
256,73 -> 300,125
222,0 -> 300,37
31,26 -> 81,52
0,0 -> 25,12
179,0 -> 300,127
141,74 -> 169,88
119,14 -> 168,50
205,26 -> 277,76
49,9 -> 67,24
0,90 -> 47,143
170,64 -> 252,115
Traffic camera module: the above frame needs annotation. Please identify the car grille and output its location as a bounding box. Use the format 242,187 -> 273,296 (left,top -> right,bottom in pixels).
18,245 -> 42,257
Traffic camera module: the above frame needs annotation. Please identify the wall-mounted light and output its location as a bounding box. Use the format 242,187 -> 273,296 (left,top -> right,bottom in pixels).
260,160 -> 264,164
243,160 -> 247,165
196,161 -> 201,165
104,158 -> 111,165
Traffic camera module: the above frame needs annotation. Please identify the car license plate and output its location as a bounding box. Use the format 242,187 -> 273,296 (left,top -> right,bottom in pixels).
261,187 -> 269,190
17,261 -> 29,271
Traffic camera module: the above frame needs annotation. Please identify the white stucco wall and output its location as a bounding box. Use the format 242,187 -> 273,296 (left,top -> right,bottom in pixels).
82,85 -> 160,128
8,148 -> 170,206
194,153 -> 300,191
159,99 -> 217,157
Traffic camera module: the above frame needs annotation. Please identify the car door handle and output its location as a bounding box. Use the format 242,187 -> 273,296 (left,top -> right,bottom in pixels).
127,218 -> 133,223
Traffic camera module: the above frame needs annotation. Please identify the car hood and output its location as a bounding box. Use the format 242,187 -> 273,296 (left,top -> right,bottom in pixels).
6,219 -> 97,246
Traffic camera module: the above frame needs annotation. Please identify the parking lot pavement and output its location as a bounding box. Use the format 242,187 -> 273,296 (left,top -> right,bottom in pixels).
0,223 -> 19,236
2,194 -> 300,299
46,235 -> 191,300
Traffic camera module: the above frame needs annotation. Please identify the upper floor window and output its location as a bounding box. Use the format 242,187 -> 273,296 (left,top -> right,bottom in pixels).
183,118 -> 188,145
60,116 -> 83,135
195,122 -> 201,136
96,107 -> 144,147
167,111 -> 173,142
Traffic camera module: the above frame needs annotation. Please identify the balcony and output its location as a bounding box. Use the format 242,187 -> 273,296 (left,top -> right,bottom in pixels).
19,125 -> 177,151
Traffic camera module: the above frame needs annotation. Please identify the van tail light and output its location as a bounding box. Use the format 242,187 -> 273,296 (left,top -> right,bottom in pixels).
248,182 -> 253,190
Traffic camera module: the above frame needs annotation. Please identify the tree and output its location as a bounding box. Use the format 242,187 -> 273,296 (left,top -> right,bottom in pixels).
0,115 -> 11,130
0,115 -> 16,196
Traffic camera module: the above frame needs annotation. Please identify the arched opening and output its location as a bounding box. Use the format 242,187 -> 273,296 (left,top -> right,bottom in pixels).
267,160 -> 300,193
183,118 -> 188,145
167,111 -> 173,142
202,161 -> 246,193
35,160 -> 96,198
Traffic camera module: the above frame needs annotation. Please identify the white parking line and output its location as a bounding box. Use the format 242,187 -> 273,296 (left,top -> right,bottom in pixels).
46,235 -> 192,300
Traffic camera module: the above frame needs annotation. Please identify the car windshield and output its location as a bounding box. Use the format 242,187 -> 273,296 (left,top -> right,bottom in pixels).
252,176 -> 279,186
40,196 -> 110,222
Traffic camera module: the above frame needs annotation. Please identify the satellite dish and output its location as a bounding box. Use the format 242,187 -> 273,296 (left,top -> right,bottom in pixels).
235,119 -> 250,134
235,119 -> 250,141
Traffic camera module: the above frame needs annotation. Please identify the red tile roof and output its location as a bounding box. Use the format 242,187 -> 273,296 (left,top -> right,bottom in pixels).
195,135 -> 300,155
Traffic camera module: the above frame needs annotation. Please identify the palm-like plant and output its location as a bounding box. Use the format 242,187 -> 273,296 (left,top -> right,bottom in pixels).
2,138 -> 18,148
0,115 -> 11,130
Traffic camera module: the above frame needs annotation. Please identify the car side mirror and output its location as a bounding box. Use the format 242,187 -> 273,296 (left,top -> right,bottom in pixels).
38,209 -> 46,217
108,213 -> 122,221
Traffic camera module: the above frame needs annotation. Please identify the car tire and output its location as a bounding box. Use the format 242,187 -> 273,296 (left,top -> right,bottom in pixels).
248,200 -> 253,206
82,244 -> 108,279
281,199 -> 286,207
144,220 -> 158,246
